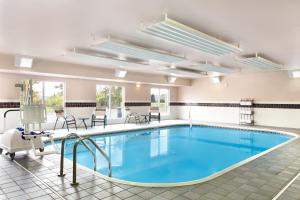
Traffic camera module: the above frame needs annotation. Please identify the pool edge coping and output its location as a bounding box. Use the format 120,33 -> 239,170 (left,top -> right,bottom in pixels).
57,122 -> 299,188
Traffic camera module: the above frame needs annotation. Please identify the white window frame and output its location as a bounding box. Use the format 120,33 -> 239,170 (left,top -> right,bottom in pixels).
150,88 -> 170,115
96,85 -> 125,119
32,80 -> 65,122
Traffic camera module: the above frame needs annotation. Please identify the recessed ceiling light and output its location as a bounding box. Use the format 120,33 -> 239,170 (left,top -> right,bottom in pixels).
115,69 -> 127,78
167,76 -> 177,83
289,71 -> 300,78
170,64 -> 176,69
15,55 -> 33,68
211,76 -> 221,84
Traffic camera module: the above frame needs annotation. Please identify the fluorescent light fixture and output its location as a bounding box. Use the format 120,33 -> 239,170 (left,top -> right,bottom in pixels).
141,15 -> 242,56
93,38 -> 185,63
115,69 -> 127,78
289,71 -> 300,78
211,76 -> 221,84
237,54 -> 283,70
167,76 -> 177,83
68,48 -> 150,69
15,55 -> 33,68
165,67 -> 207,78
187,61 -> 233,74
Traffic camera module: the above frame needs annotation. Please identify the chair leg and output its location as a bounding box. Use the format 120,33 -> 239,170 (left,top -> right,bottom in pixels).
62,121 -> 65,129
75,121 -> 77,130
124,116 -> 128,124
66,122 -> 69,131
54,118 -> 58,130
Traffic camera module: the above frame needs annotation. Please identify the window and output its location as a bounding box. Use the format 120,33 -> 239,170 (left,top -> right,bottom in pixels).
150,129 -> 169,158
150,88 -> 169,114
32,81 -> 64,120
96,85 -> 124,118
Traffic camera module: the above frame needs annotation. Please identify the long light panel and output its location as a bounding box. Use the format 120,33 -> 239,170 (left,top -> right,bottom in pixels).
68,48 -> 155,69
237,54 -> 283,70
141,15 -> 242,56
186,61 -> 233,74
93,39 -> 185,63
165,67 -> 207,78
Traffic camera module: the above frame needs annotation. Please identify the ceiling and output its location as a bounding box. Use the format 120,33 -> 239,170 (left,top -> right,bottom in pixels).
0,0 -> 300,78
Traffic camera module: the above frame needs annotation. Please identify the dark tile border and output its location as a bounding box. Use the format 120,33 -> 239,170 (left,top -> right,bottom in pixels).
253,103 -> 300,109
170,102 -> 240,107
125,102 -> 151,106
65,102 -> 96,107
2,101 -> 300,109
0,102 -> 20,108
170,102 -> 300,109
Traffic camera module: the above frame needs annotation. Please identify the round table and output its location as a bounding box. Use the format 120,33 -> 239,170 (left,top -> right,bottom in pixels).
78,117 -> 89,129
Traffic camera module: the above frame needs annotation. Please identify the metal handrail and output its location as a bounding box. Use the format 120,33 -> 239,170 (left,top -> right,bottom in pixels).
4,109 -> 20,118
71,136 -> 112,186
58,133 -> 97,177
3,109 -> 20,132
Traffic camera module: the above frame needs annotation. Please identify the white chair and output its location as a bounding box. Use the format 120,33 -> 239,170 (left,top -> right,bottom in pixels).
124,107 -> 141,124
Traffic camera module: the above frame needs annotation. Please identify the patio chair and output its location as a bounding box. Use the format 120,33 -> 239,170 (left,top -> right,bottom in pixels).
124,107 -> 141,124
54,109 -> 77,131
91,107 -> 107,128
149,107 -> 161,123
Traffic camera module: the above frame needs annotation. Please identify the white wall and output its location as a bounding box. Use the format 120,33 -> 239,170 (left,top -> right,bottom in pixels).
175,105 -> 300,129
177,71 -> 300,129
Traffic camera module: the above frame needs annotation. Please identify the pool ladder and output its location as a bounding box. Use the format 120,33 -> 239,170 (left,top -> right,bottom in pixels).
58,133 -> 112,186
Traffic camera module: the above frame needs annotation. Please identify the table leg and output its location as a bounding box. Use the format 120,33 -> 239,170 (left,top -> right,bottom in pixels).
83,120 -> 88,130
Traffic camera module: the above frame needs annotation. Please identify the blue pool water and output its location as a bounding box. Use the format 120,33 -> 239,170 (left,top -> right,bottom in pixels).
55,126 -> 293,184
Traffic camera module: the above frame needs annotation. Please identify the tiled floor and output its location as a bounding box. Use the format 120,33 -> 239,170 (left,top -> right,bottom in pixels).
0,156 -> 61,200
1,121 -> 300,200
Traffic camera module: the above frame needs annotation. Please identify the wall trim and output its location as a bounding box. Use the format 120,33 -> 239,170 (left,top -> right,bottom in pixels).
65,102 -> 96,107
2,101 -> 300,109
170,102 -> 300,109
125,102 -> 151,107
0,102 -> 20,108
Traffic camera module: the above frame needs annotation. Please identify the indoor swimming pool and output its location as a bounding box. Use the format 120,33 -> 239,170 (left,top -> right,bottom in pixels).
54,125 -> 294,186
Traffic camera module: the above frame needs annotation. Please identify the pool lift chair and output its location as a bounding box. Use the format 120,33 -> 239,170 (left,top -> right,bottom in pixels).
0,79 -> 57,160
0,105 -> 57,160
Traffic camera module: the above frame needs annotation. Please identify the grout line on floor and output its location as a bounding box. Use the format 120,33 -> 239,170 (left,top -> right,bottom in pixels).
13,159 -> 66,200
272,171 -> 300,200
